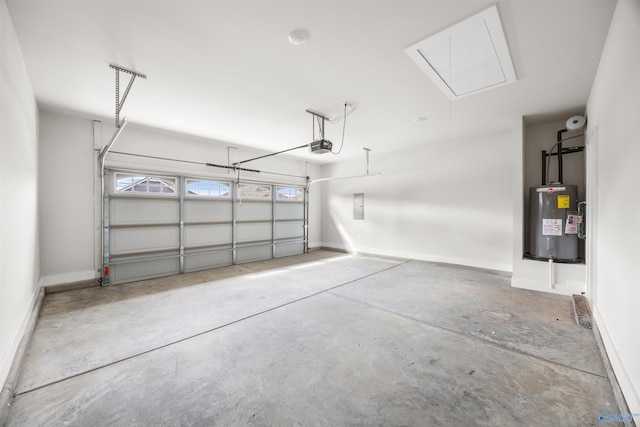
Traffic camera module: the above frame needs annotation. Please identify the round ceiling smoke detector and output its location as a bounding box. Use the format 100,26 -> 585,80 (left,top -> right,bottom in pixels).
288,29 -> 310,46
566,115 -> 586,130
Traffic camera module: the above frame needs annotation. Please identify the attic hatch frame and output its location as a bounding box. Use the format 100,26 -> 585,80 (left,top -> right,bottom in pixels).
99,64 -> 147,285
404,4 -> 516,99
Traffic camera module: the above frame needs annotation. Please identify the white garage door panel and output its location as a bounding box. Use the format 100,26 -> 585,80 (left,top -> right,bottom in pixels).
184,200 -> 232,223
110,257 -> 180,284
275,221 -> 304,239
110,198 -> 179,226
236,245 -> 272,263
237,222 -> 271,242
110,226 -> 179,255
184,224 -> 232,247
236,203 -> 272,221
275,241 -> 304,258
275,203 -> 304,220
184,250 -> 233,272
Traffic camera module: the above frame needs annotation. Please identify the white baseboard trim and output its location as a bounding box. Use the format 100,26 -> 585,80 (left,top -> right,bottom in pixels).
318,242 -> 512,273
1,285 -> 44,424
317,242 -> 350,252
307,242 -> 323,250
594,306 -> 640,415
511,277 -> 586,296
38,270 -> 97,287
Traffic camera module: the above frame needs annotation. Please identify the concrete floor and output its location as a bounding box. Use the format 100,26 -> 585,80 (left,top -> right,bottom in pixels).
4,251 -> 619,426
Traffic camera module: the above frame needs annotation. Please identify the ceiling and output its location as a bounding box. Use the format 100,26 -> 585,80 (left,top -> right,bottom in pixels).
6,0 -> 616,164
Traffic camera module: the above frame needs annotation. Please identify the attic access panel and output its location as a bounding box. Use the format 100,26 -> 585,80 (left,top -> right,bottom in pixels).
405,4 -> 516,99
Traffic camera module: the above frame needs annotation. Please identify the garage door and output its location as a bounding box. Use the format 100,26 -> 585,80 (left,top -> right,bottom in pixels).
103,170 -> 306,285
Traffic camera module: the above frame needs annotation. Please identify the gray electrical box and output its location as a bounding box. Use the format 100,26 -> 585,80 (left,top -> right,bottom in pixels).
528,185 -> 580,262
353,193 -> 364,220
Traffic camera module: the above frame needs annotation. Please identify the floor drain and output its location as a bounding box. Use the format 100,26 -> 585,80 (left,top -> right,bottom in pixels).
572,295 -> 593,329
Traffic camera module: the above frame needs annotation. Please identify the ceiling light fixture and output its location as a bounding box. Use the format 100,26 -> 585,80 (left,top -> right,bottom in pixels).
288,29 -> 310,46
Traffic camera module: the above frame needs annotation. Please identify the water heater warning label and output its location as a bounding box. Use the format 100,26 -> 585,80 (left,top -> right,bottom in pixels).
543,219 -> 563,236
557,195 -> 570,209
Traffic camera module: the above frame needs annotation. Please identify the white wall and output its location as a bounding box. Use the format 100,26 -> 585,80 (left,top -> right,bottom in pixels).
586,0 -> 640,414
38,111 -> 95,285
0,0 -> 39,386
38,112 -> 323,286
320,131 -> 513,271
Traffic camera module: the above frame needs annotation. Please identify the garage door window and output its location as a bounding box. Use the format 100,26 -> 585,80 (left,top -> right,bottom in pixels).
115,173 -> 177,195
276,186 -> 304,201
186,179 -> 231,198
238,183 -> 272,200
